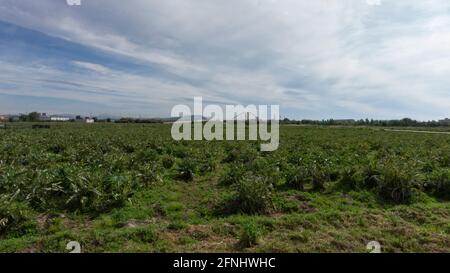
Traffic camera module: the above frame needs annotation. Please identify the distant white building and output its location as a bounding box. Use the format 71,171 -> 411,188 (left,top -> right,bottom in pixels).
50,116 -> 71,122
85,118 -> 95,124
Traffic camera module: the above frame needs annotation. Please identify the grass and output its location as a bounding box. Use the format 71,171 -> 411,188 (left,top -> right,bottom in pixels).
0,123 -> 449,252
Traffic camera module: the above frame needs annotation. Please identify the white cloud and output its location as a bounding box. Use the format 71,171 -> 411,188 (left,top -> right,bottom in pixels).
72,61 -> 111,74
0,0 -> 449,119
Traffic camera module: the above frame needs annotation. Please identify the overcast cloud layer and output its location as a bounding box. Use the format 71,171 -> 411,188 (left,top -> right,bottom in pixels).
0,0 -> 449,120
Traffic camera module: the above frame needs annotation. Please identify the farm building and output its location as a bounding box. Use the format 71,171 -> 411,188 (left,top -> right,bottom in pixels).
50,116 -> 71,122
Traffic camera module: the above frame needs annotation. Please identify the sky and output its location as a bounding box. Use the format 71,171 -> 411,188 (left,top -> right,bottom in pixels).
0,0 -> 449,120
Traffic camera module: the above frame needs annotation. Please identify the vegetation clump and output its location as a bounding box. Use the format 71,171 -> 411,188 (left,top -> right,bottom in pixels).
284,165 -> 309,190
232,174 -> 273,214
176,159 -> 198,181
427,169 -> 450,200
238,222 -> 263,248
377,166 -> 417,204
0,200 -> 35,237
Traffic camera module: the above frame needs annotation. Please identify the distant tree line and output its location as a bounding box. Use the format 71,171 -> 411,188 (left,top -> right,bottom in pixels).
5,112 -> 449,127
281,117 -> 450,127
17,112 -> 41,122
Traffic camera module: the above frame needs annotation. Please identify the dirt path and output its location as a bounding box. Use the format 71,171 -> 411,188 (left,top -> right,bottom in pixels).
381,129 -> 450,135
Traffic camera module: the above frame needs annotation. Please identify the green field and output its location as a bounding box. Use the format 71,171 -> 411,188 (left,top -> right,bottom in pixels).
0,123 -> 449,253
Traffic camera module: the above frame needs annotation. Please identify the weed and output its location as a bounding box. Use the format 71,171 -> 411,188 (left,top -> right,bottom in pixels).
378,166 -> 417,204
239,222 -> 263,248
177,159 -> 197,181
233,175 -> 273,214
